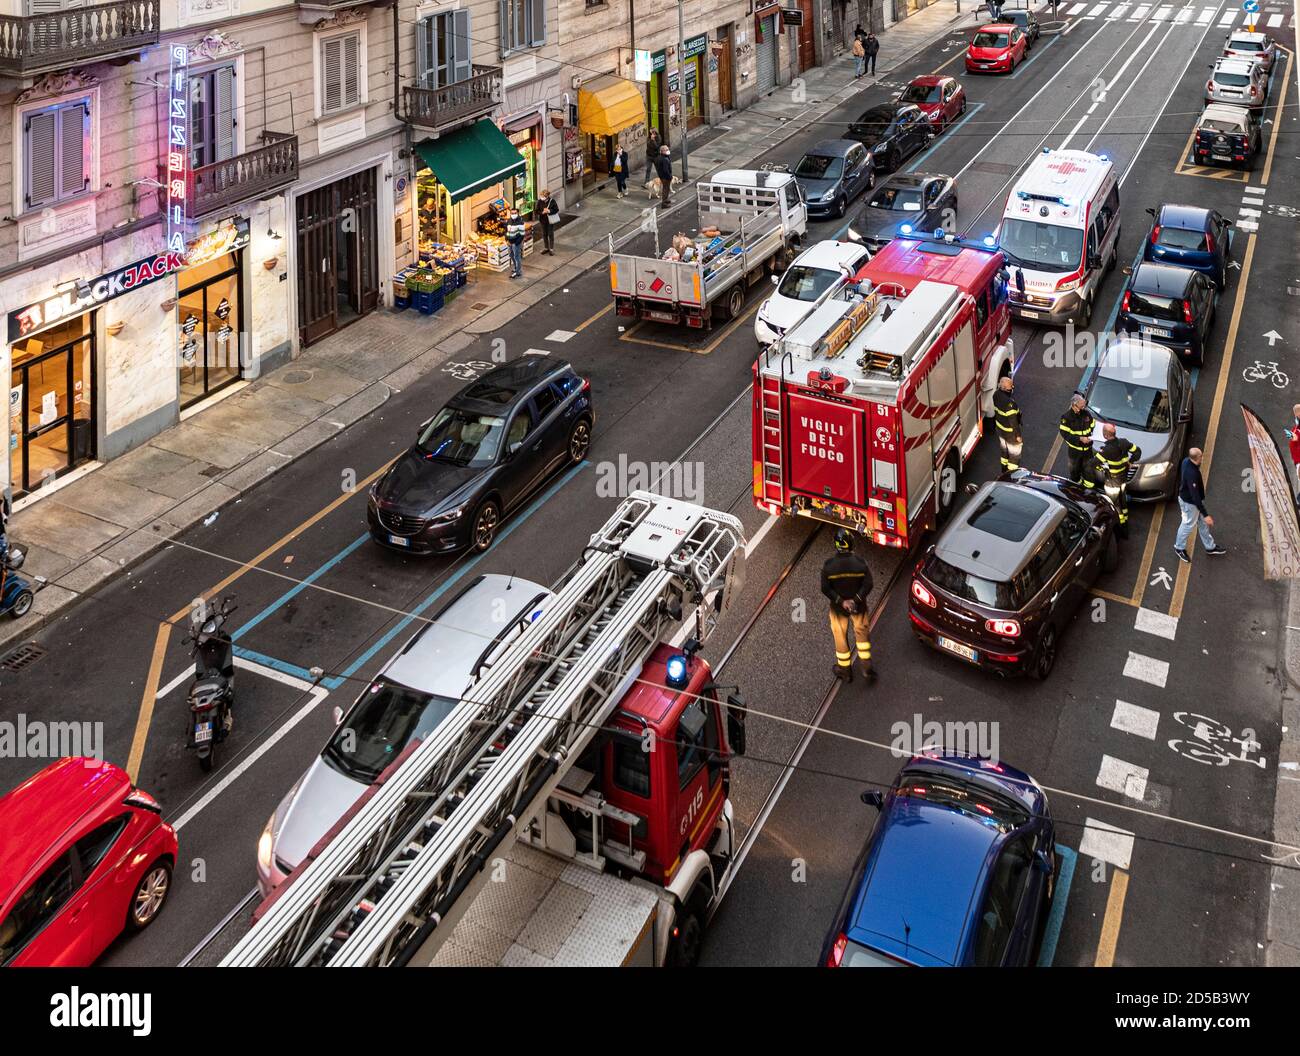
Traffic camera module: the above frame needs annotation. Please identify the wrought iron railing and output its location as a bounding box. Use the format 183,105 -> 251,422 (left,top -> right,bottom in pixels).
0,0 -> 160,78
401,66 -> 502,130
191,132 -> 299,219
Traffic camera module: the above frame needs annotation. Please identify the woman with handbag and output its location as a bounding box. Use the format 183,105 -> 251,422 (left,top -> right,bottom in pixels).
536,189 -> 560,255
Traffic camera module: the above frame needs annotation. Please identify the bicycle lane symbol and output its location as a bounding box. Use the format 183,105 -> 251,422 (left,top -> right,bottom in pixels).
1167,712 -> 1267,768
1242,361 -> 1289,389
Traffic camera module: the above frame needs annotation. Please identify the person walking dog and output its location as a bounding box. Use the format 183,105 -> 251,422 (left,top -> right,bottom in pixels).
1174,448 -> 1227,562
535,189 -> 559,255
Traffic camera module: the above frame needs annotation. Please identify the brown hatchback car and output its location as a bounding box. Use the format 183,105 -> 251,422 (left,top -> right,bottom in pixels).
908,472 -> 1120,680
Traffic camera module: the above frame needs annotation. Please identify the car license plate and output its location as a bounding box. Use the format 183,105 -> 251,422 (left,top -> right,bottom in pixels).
1020,309 -> 1040,319
938,636 -> 977,662
1212,152 -> 1230,160
1141,325 -> 1172,338
389,534 -> 410,547
194,722 -> 213,744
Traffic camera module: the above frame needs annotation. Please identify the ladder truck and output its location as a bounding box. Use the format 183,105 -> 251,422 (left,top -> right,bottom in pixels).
221,493 -> 749,967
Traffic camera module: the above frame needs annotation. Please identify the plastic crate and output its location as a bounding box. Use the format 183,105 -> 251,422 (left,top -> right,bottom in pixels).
429,288 -> 445,314
393,292 -> 410,310
415,290 -> 436,314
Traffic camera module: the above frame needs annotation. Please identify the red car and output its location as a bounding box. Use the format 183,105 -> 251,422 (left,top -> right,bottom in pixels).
0,758 -> 176,966
898,76 -> 967,133
965,23 -> 1029,74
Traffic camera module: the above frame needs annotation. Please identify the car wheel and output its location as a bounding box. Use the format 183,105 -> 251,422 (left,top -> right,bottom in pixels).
1077,296 -> 1093,329
725,283 -> 746,320
1102,529 -> 1120,574
9,589 -> 33,619
960,97 -> 967,115
1033,625 -> 1058,681
836,193 -> 848,219
126,859 -> 172,932
471,500 -> 501,554
667,904 -> 704,967
888,147 -> 900,172
567,417 -> 592,464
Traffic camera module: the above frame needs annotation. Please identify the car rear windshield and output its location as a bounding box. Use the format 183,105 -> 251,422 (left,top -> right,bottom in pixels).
839,939 -> 908,967
899,776 -> 1030,831
925,555 -> 1017,609
324,682 -> 461,783
1228,38 -> 1263,51
867,185 -> 923,211
900,83 -> 942,104
1089,376 -> 1172,432
972,31 -> 1008,46
1156,227 -> 1209,251
1126,288 -> 1183,321
1214,71 -> 1251,86
778,265 -> 840,302
795,154 -> 843,180
999,218 -> 1084,273
418,406 -> 506,467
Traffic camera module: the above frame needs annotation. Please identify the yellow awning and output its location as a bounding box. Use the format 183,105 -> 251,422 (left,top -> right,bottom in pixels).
578,76 -> 646,137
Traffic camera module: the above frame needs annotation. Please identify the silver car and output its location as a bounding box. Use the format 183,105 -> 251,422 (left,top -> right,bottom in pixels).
1205,57 -> 1268,108
1083,337 -> 1192,503
256,573 -> 550,896
1223,30 -> 1277,74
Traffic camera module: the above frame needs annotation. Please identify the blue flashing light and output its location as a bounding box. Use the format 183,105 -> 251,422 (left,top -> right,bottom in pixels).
983,235 -> 997,248
1042,147 -> 1051,154
665,654 -> 689,689
933,227 -> 944,239
1097,153 -> 1109,161
899,223 -> 913,235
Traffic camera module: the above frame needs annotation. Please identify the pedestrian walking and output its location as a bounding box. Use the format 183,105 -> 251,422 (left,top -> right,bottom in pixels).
1058,392 -> 1095,485
655,145 -> 675,207
504,208 -> 526,278
644,128 -> 662,186
1285,404 -> 1300,492
852,35 -> 866,78
1092,422 -> 1140,538
536,189 -> 559,255
1174,447 -> 1227,562
821,529 -> 877,684
611,143 -> 630,198
992,375 -> 1023,472
864,32 -> 880,76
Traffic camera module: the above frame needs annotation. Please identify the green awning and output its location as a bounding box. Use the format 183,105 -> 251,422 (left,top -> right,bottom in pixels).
414,120 -> 527,204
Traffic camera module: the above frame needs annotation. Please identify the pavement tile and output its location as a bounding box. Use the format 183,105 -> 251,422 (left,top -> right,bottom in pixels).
149,420 -> 264,470
9,501 -> 122,559
270,419 -> 346,461
52,555 -> 119,599
97,445 -> 210,500
264,363 -> 368,405
326,383 -> 390,429
48,476 -> 177,532
219,450 -> 293,494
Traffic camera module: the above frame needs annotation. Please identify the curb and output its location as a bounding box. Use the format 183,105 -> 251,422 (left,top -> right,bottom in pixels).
1269,579 -> 1300,964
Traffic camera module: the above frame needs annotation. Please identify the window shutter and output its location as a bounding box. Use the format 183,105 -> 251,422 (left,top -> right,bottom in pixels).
416,17 -> 433,88
451,10 -> 471,83
499,0 -> 509,54
215,66 -> 236,162
343,33 -> 360,107
25,109 -> 57,208
529,0 -> 545,47
322,37 -> 342,113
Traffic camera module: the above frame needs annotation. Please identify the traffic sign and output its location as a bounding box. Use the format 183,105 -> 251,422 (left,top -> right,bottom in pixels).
1242,0 -> 1259,11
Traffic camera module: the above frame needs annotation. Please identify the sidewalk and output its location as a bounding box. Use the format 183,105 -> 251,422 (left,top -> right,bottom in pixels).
1269,585 -> 1300,965
0,1 -> 970,651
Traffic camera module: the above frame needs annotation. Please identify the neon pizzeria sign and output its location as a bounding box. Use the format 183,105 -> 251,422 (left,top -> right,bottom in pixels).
167,44 -> 190,255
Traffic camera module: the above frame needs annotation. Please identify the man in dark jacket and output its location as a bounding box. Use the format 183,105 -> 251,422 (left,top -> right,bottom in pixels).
504,208 -> 526,278
1174,447 -> 1226,561
821,529 -> 876,683
644,128 -> 663,186
1092,422 -> 1140,537
864,32 -> 880,76
992,375 -> 1023,472
1058,392 -> 1095,485
655,145 -> 675,207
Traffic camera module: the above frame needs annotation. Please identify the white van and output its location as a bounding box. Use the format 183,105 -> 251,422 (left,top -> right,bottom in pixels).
997,149 -> 1120,327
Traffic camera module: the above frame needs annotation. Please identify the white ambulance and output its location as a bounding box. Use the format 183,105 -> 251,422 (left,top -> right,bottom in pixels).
997,149 -> 1120,328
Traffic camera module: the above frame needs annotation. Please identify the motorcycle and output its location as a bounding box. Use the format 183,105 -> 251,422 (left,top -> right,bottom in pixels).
0,538 -> 36,619
183,596 -> 237,772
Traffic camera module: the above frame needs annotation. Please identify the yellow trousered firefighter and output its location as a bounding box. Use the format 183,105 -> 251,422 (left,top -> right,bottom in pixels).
821,528 -> 877,684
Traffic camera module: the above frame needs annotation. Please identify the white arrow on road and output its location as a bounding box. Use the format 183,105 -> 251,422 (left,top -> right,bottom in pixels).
1264,330 -> 1283,346
1228,260 -> 1242,270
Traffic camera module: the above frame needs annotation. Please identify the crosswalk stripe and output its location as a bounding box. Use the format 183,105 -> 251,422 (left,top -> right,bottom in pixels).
1218,9 -> 1237,24
1086,2 -> 1108,16
1129,4 -> 1151,19
1108,2 -> 1129,16
1237,219 -> 1259,231
1123,651 -> 1169,688
1097,755 -> 1150,800
1266,13 -> 1282,25
1080,818 -> 1136,871
1111,699 -> 1161,739
1135,607 -> 1178,640
1151,6 -> 1172,20
1242,185 -> 1266,196
1196,7 -> 1214,22
1067,2 -> 1088,12
1174,6 -> 1193,21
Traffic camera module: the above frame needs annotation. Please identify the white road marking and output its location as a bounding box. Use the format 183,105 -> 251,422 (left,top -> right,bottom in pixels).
1242,185 -> 1266,196
1124,650 -> 1170,687
546,330 -> 576,342
1080,818 -> 1136,870
1108,3 -> 1130,16
1237,219 -> 1259,232
1218,8 -> 1237,23
1175,6 -> 1194,20
1196,6 -> 1215,21
1239,207 -> 1262,218
1112,699 -> 1161,739
1068,3 -> 1088,13
1135,607 -> 1178,640
1267,12 -> 1283,24
1086,3 -> 1109,16
1129,4 -> 1151,19
1097,755 -> 1151,800
524,348 -> 551,356
1151,5 -> 1173,19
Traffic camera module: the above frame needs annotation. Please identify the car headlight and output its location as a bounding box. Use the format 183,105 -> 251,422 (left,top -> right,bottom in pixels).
1141,461 -> 1171,479
820,189 -> 836,202
257,815 -> 276,871
1056,277 -> 1081,292
847,227 -> 861,241
429,504 -> 466,526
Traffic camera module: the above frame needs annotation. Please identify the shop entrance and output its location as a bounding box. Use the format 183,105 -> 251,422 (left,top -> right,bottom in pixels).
715,27 -> 734,111
177,251 -> 243,408
296,168 -> 380,346
8,313 -> 95,497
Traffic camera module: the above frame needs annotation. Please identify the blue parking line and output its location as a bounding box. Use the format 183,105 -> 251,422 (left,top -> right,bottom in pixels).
325,461 -> 591,692
232,646 -> 320,684
905,102 -> 987,174
232,533 -> 369,642
1036,845 -> 1077,967
1010,34 -> 1058,78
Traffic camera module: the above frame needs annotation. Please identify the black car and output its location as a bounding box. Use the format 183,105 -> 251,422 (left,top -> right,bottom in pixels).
792,139 -> 876,219
848,171 -> 957,252
1001,9 -> 1040,44
1193,103 -> 1262,169
845,103 -> 932,173
1118,261 -> 1216,367
368,358 -> 593,555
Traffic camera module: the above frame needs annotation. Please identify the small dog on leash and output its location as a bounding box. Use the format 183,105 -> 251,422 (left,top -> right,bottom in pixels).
647,175 -> 682,199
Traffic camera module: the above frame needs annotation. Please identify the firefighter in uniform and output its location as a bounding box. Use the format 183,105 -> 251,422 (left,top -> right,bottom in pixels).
821,529 -> 877,684
1058,392 -> 1096,485
992,376 -> 1023,472
1092,422 -> 1140,537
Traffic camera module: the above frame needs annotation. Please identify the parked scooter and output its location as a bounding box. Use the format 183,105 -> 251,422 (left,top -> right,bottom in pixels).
0,536 -> 36,619
183,596 -> 237,772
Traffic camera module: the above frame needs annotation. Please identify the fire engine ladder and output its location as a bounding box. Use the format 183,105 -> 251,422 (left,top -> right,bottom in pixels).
758,376 -> 785,507
221,493 -> 745,968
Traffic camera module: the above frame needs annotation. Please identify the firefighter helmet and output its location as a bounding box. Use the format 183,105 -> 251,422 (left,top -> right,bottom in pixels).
834,529 -> 853,552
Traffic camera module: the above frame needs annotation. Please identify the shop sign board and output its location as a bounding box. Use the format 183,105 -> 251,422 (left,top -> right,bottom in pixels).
685,64 -> 697,92
651,50 -> 666,73
7,251 -> 188,344
668,71 -> 679,93
166,45 -> 191,256
633,49 -> 653,82
683,34 -> 708,58
781,8 -> 805,26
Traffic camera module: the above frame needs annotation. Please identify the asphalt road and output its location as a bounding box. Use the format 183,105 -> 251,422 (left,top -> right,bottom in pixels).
1,0 -> 1296,969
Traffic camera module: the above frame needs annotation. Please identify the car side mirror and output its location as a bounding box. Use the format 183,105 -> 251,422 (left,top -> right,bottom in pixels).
1034,849 -> 1053,875
771,274 -> 780,285
1145,207 -> 1156,218
861,789 -> 884,810
963,482 -> 979,495
508,441 -> 523,457
332,705 -> 345,726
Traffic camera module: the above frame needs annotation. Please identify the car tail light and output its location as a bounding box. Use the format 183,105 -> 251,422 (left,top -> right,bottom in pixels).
1121,291 -> 1131,313
1206,80 -> 1213,91
986,617 -> 1021,637
1204,232 -> 1215,254
124,788 -> 162,814
1149,225 -> 1161,245
1183,300 -> 1194,324
580,378 -> 591,394
826,932 -> 848,967
911,579 -> 936,607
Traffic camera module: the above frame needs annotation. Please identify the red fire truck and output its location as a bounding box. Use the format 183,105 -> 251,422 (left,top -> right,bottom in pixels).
752,233 -> 1015,548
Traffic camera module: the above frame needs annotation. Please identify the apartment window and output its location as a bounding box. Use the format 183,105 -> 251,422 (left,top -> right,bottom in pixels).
23,99 -> 89,211
500,0 -> 545,54
417,11 -> 471,88
320,31 -> 362,115
190,65 -> 236,169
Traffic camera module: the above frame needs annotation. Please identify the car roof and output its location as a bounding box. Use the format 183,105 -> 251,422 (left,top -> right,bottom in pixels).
381,573 -> 550,699
1158,203 -> 1212,230
935,482 -> 1063,581
976,22 -> 1014,31
857,102 -> 911,122
1200,102 -> 1251,124
1132,261 -> 1195,295
803,138 -> 859,158
908,74 -> 947,86
848,795 -> 1001,966
1215,56 -> 1258,73
1098,338 -> 1174,384
791,239 -> 868,271
873,172 -> 927,191
0,758 -> 130,896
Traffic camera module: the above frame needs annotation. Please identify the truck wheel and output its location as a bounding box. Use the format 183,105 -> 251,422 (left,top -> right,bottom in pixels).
667,906 -> 704,967
725,285 -> 745,320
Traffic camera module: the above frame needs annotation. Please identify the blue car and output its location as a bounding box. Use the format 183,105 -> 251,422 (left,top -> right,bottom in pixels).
1142,204 -> 1231,288
820,753 -> 1056,967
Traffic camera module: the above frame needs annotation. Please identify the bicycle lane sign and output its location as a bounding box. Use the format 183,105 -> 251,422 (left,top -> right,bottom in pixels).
1167,711 -> 1267,768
